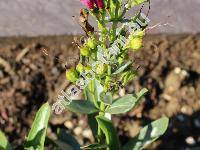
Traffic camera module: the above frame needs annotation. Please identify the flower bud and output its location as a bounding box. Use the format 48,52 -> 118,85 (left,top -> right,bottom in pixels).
81,0 -> 95,9
129,37 -> 143,51
76,63 -> 84,73
96,63 -> 107,75
84,65 -> 92,71
118,57 -> 123,64
126,30 -> 145,51
80,45 -> 90,56
104,76 -> 111,91
95,0 -> 104,9
81,0 -> 104,9
86,38 -> 97,49
66,69 -> 79,83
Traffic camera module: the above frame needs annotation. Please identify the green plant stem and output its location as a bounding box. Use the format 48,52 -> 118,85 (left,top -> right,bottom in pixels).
97,102 -> 106,143
108,65 -> 112,75
97,65 -> 112,144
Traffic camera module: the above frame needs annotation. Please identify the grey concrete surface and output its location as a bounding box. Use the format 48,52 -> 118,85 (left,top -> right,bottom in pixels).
0,0 -> 199,37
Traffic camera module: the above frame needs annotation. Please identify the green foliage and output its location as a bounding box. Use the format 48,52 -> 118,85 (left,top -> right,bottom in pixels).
88,113 -> 99,138
106,94 -> 137,114
84,79 -> 104,108
0,1 -> 169,150
123,117 -> 169,150
100,92 -> 112,105
55,129 -> 81,150
0,130 -> 12,150
105,88 -> 148,114
24,103 -> 51,150
96,116 -> 120,150
63,100 -> 99,114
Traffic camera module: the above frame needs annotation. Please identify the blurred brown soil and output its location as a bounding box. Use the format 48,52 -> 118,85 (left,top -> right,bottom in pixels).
0,34 -> 200,150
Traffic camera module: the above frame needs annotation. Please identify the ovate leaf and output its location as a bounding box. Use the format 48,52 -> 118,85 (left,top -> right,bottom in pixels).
105,95 -> 135,114
133,88 -> 148,106
25,102 -> 51,150
56,128 -> 80,150
105,88 -> 148,114
88,113 -> 99,139
96,116 -> 120,150
0,130 -> 12,150
45,137 -> 73,150
64,100 -> 99,114
123,117 -> 169,150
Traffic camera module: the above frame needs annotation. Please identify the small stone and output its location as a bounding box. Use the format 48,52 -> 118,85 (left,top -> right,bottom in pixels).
181,106 -> 187,113
0,70 -> 4,78
78,119 -> 85,126
185,136 -> 196,145
177,114 -> 185,122
127,85 -> 134,93
74,126 -> 82,135
25,68 -> 30,74
51,67 -> 59,76
64,121 -> 74,129
174,67 -> 181,74
82,129 -> 93,139
119,88 -> 125,96
194,119 -> 200,128
181,70 -> 188,77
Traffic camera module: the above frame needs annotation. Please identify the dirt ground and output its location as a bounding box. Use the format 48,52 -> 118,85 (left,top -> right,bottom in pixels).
0,34 -> 200,150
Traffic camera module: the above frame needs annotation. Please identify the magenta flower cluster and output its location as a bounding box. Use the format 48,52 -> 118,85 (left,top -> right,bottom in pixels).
81,0 -> 104,9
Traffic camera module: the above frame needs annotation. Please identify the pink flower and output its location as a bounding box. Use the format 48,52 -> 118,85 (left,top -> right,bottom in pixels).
81,0 -> 95,9
95,0 -> 104,9
81,0 -> 104,9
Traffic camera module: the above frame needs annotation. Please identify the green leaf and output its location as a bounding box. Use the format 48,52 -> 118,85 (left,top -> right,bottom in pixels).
113,61 -> 132,75
105,95 -> 135,114
56,128 -> 80,150
100,92 -> 112,105
133,88 -> 148,106
64,100 -> 99,114
81,143 -> 107,150
105,88 -> 148,114
45,136 -> 74,150
96,116 -> 120,150
85,79 -> 103,108
25,102 -> 51,150
88,113 -> 99,139
0,130 -> 12,150
84,79 -> 103,139
123,117 -> 169,150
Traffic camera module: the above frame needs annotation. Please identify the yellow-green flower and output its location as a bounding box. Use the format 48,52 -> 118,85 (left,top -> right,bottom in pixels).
76,63 -> 84,73
80,45 -> 90,56
129,37 -> 143,51
125,30 -> 145,51
84,65 -> 92,71
66,69 -> 79,82
96,63 -> 107,75
87,38 -> 97,49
